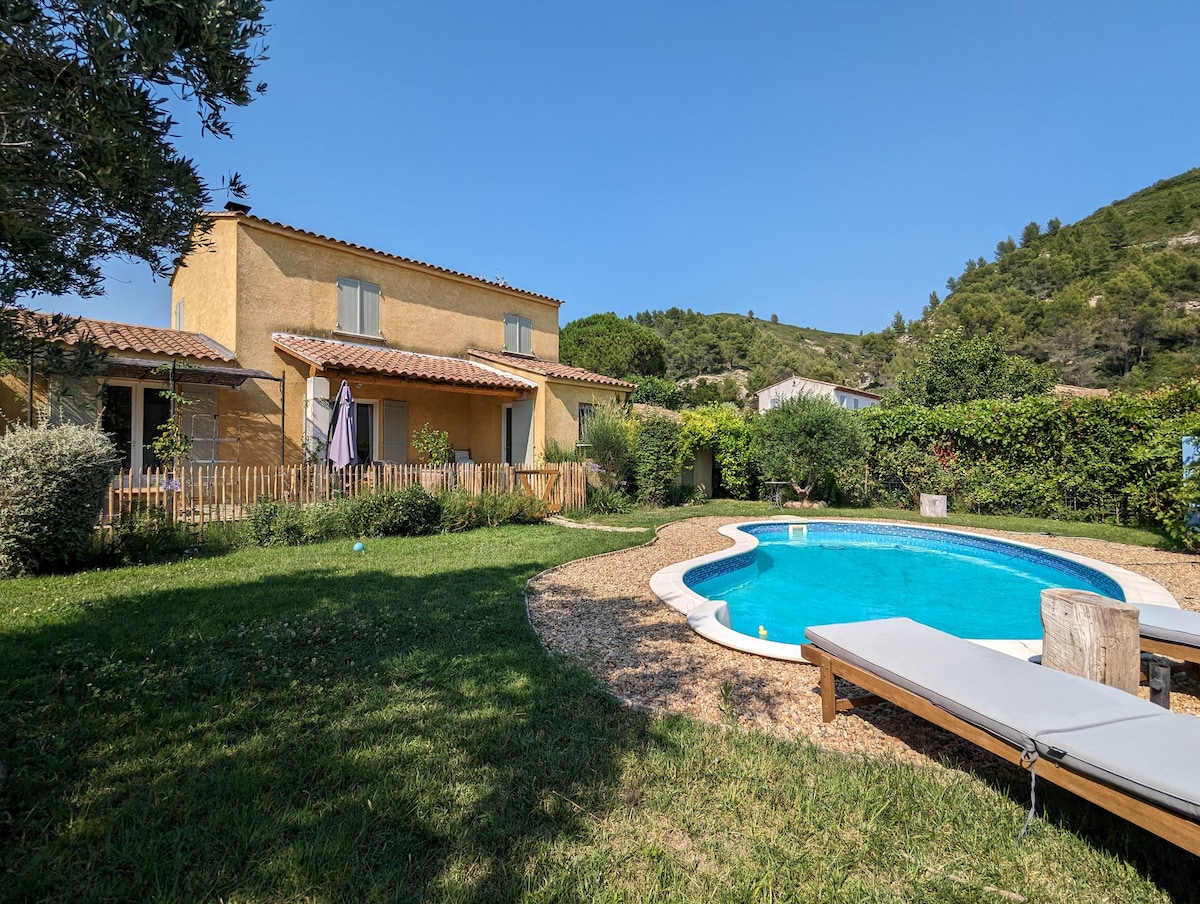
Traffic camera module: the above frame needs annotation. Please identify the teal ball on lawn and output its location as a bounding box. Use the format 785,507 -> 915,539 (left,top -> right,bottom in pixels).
353,542 -> 365,552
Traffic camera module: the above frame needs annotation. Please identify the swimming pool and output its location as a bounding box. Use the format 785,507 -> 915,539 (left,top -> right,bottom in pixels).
649,520 -> 1178,661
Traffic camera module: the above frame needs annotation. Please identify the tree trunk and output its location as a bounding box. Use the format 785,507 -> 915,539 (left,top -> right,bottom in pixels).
1040,589 -> 1140,694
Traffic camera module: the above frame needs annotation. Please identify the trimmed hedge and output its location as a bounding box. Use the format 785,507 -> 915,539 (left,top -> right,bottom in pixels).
858,380 -> 1200,544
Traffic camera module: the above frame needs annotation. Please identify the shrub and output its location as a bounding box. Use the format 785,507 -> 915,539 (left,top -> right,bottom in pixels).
481,491 -> 548,525
440,491 -> 483,532
298,500 -> 348,543
666,482 -> 707,506
245,495 -> 306,546
440,490 -> 547,531
680,404 -> 755,500
345,485 -> 441,537
632,413 -> 682,507
541,438 -> 583,464
753,395 -> 864,503
412,423 -> 452,465
0,424 -> 118,576
581,402 -> 631,492
631,375 -> 684,410
585,484 -> 632,514
97,505 -> 195,564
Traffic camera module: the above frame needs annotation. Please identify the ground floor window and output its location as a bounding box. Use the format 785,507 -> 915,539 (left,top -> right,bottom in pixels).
578,402 -> 596,441
354,401 -> 376,463
101,383 -> 172,471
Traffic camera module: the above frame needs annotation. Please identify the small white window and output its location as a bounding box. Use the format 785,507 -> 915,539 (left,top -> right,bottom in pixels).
174,298 -> 186,331
337,278 -> 381,337
578,402 -> 596,441
770,396 -> 781,410
504,314 -> 532,355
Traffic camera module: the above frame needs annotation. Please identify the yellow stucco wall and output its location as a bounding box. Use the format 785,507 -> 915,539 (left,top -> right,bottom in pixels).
542,381 -> 623,459
0,374 -> 30,427
168,213 -> 627,467
194,215 -> 562,371
170,217 -> 240,351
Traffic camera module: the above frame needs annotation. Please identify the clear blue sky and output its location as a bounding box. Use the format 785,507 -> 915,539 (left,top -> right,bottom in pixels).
48,0 -> 1200,336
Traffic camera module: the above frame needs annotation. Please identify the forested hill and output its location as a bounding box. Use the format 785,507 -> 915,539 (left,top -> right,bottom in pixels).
562,168 -> 1200,398
897,167 -> 1200,389
632,309 -> 859,388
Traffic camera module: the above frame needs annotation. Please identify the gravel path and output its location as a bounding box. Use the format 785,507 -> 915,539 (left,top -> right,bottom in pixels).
527,516 -> 1200,771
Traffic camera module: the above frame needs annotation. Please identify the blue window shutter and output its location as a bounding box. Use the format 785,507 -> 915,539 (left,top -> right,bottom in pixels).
337,278 -> 359,332
361,281 -> 381,336
504,315 -> 520,352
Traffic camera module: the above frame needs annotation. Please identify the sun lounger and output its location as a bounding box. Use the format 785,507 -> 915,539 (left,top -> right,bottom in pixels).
802,617 -> 1200,855
1133,603 -> 1200,667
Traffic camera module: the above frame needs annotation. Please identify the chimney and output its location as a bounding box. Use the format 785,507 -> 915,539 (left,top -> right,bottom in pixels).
224,201 -> 252,214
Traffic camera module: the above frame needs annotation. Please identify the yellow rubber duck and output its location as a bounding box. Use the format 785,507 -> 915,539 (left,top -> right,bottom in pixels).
758,625 -> 768,639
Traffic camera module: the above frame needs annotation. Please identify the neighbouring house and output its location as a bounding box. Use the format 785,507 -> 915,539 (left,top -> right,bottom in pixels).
2,208 -> 632,469
756,375 -> 881,413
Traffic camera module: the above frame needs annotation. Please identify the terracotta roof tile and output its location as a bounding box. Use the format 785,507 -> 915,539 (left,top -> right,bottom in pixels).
213,211 -> 563,307
30,312 -> 234,361
467,349 -> 635,389
273,334 -> 536,392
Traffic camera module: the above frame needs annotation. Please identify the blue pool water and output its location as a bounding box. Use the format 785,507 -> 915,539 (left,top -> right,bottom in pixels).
685,523 -> 1124,644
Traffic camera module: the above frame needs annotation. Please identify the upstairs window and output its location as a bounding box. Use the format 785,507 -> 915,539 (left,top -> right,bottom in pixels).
503,314 -> 532,355
337,277 -> 381,337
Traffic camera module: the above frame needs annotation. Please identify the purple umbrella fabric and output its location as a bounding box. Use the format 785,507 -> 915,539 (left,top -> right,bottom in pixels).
328,380 -> 359,469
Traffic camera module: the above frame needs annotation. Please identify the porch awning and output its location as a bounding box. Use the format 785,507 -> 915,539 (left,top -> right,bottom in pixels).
102,356 -> 277,387
272,333 -> 536,394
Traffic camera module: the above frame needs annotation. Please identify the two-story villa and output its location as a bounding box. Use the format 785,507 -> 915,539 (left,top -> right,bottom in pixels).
4,209 -> 632,470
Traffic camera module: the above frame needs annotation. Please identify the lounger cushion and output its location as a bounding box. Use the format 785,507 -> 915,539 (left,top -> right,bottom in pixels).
1132,603 -> 1200,649
1037,715 -> 1200,820
805,617 -> 1200,820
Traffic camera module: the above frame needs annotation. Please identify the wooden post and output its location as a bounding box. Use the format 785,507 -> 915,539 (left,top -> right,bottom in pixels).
1041,589 -> 1140,694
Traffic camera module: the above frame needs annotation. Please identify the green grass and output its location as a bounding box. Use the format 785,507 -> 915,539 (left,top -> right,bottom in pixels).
0,518 -> 1193,901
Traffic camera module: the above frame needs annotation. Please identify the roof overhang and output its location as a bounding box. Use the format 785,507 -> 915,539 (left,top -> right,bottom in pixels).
272,334 -> 535,398
102,356 -> 276,387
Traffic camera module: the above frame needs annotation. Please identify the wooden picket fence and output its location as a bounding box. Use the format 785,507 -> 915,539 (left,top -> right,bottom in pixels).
101,462 -> 589,532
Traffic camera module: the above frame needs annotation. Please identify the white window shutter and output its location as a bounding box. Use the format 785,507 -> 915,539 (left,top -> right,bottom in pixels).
361,281 -> 381,336
337,278 -> 358,332
511,399 -> 535,464
519,316 -> 532,355
382,400 -> 407,463
504,315 -> 520,352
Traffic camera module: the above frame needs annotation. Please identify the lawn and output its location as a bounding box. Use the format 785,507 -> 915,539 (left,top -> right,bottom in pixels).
0,509 -> 1193,902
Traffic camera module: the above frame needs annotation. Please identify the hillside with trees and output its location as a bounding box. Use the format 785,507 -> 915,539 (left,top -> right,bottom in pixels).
883,167 -> 1200,390
561,168 -> 1200,399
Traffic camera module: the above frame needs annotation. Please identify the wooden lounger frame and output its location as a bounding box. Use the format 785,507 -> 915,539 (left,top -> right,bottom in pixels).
1142,636 -> 1200,669
801,644 -> 1200,855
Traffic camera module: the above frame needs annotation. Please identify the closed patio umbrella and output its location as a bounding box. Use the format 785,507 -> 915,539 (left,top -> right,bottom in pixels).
328,380 -> 359,469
